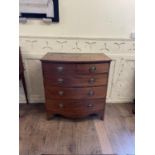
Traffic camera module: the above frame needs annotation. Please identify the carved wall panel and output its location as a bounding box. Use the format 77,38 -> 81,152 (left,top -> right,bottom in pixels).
19,36 -> 135,103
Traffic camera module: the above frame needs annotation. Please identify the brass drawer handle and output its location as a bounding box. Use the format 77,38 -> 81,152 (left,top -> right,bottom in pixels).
57,66 -> 64,72
58,91 -> 64,96
59,103 -> 64,108
58,78 -> 64,84
88,78 -> 96,84
87,103 -> 93,107
88,90 -> 94,96
89,66 -> 96,73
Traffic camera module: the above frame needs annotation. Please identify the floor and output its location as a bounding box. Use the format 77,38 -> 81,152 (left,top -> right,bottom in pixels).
19,103 -> 135,155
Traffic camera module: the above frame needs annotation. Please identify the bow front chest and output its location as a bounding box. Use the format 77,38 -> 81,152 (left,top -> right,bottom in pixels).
41,53 -> 111,120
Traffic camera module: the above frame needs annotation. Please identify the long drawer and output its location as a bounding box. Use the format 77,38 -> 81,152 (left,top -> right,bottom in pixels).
45,86 -> 107,99
44,74 -> 108,87
42,62 -> 110,75
46,99 -> 105,117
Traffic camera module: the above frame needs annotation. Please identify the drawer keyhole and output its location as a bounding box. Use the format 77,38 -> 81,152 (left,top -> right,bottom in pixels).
87,103 -> 93,107
57,66 -> 64,72
58,78 -> 64,84
58,91 -> 64,96
59,103 -> 64,108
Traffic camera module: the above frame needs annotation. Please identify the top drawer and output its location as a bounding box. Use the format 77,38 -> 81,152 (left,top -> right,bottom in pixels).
42,62 -> 110,75
76,63 -> 110,74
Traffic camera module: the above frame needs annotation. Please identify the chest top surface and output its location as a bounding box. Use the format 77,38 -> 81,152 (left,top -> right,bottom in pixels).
41,53 -> 111,63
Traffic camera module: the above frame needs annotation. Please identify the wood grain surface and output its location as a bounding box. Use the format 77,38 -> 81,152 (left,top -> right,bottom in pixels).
43,74 -> 108,87
76,63 -> 110,74
45,99 -> 105,119
45,86 -> 107,99
41,53 -> 111,63
19,103 -> 135,155
41,53 -> 111,120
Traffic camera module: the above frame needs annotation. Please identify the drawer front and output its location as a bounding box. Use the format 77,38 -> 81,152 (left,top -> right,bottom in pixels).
44,74 -> 108,87
45,86 -> 107,99
46,99 -> 105,116
42,62 -> 76,75
76,63 -> 110,74
42,62 -> 110,75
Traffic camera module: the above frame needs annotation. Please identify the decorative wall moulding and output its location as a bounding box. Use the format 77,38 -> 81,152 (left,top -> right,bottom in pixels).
19,36 -> 135,104
19,36 -> 135,55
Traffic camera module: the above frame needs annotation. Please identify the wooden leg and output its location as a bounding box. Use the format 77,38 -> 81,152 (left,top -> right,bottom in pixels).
21,74 -> 29,104
46,112 -> 54,120
99,112 -> 104,120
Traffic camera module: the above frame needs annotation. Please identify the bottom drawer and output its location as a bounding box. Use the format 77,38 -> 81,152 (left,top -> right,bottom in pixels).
46,99 -> 105,116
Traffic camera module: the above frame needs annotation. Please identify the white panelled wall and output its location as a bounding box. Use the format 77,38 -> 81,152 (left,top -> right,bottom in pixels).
19,36 -> 135,103
19,0 -> 135,103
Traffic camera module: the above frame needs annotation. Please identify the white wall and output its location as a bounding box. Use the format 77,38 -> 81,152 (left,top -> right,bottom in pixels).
19,0 -> 135,104
20,0 -> 135,38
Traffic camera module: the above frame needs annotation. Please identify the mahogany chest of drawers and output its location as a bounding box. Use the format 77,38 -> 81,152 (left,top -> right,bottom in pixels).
41,53 -> 111,120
